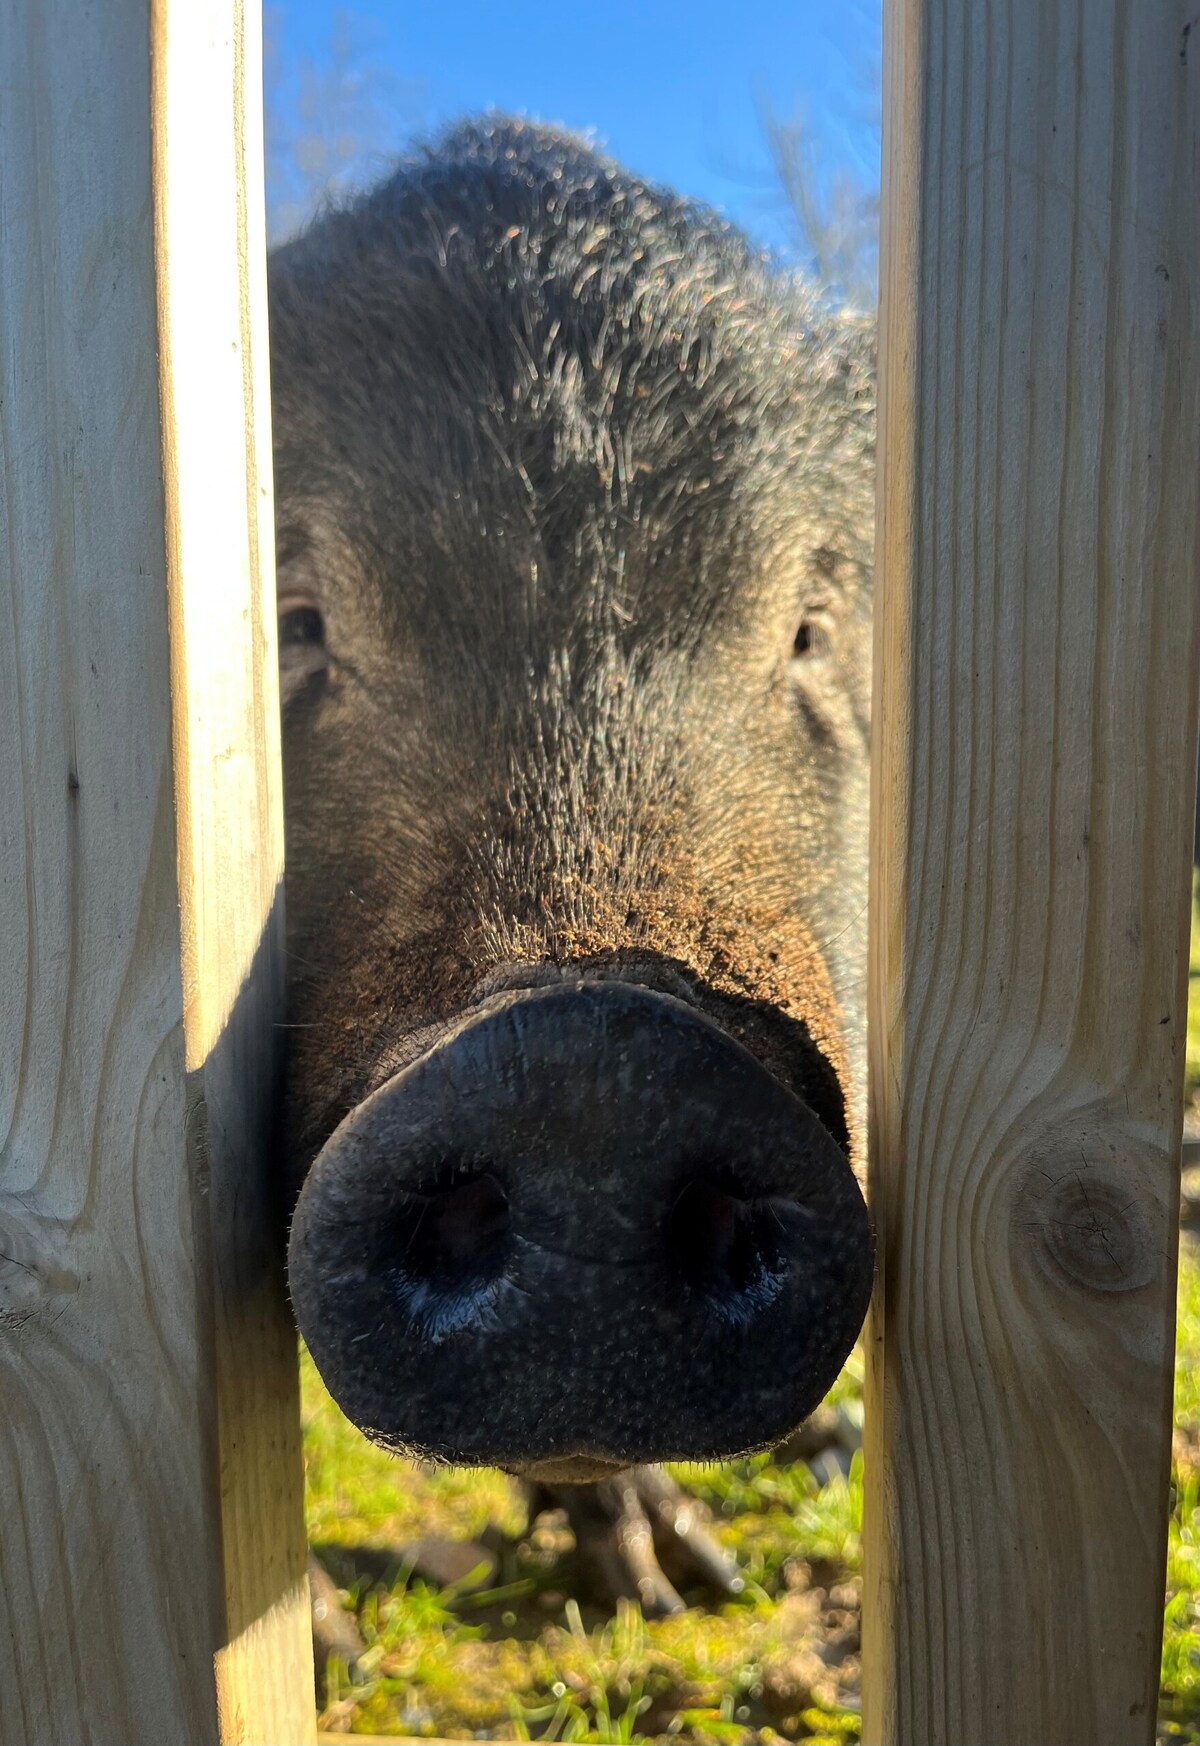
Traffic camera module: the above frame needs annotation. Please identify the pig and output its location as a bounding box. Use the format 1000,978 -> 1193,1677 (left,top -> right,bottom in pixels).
269,115 -> 876,1613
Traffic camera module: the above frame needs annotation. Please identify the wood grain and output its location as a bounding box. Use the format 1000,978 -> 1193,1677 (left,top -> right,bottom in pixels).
863,2 -> 1200,1742
0,3 -> 313,1742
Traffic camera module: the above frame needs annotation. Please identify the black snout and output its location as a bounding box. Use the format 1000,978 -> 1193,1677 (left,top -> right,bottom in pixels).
288,983 -> 872,1470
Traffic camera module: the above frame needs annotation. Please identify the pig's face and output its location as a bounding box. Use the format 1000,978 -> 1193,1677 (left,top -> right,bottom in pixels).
270,120 -> 875,1478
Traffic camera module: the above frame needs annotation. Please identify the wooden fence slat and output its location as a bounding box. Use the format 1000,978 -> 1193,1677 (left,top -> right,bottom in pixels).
0,3 -> 314,1742
863,2 -> 1200,1741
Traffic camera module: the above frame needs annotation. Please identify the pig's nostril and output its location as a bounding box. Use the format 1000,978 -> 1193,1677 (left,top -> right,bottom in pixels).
375,1171 -> 514,1345
428,1173 -> 510,1268
390,1171 -> 511,1284
669,1182 -> 742,1279
667,1179 -> 800,1320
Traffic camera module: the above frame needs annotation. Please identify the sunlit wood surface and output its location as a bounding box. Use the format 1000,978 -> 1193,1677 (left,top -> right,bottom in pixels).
864,2 -> 1200,1741
0,3 -> 313,1740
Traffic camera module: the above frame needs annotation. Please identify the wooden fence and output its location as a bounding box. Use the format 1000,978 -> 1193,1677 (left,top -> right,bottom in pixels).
1,0 -> 1196,1743
0,2 -> 313,1741
863,0 -> 1200,1740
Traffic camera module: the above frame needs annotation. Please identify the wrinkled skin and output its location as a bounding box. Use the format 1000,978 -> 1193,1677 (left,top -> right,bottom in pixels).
269,119 -> 875,1606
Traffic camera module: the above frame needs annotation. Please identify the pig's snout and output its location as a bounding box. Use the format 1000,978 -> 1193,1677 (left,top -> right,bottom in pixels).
288,983 -> 873,1472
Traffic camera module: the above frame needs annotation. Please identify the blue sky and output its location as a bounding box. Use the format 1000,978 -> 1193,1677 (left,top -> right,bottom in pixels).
264,1 -> 881,258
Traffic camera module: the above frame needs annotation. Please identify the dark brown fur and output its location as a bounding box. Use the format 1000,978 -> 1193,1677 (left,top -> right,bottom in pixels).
269,118 -> 876,1205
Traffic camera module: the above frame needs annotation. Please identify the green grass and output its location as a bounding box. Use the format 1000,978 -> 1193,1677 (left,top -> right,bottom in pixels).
305,1250 -> 1200,1743
1161,1245 -> 1200,1742
305,1321 -> 870,1741
1160,877 -> 1200,1740
305,898 -> 1200,1742
1189,871 -> 1200,1086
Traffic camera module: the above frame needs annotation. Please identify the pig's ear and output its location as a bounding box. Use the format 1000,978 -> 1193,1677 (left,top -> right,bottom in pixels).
276,544 -> 329,707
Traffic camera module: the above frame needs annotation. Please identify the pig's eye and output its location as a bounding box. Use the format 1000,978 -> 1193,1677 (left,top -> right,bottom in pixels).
791,607 -> 835,664
277,596 -> 329,704
279,604 -> 324,646
790,549 -> 846,672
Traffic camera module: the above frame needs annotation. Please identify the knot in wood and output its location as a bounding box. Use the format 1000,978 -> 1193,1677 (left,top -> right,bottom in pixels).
1018,1150 -> 1158,1296
0,1212 -> 80,1323
1039,1170 -> 1149,1293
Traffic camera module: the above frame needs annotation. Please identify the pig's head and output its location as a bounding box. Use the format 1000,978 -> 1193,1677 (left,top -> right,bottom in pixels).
270,118 -> 875,1479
